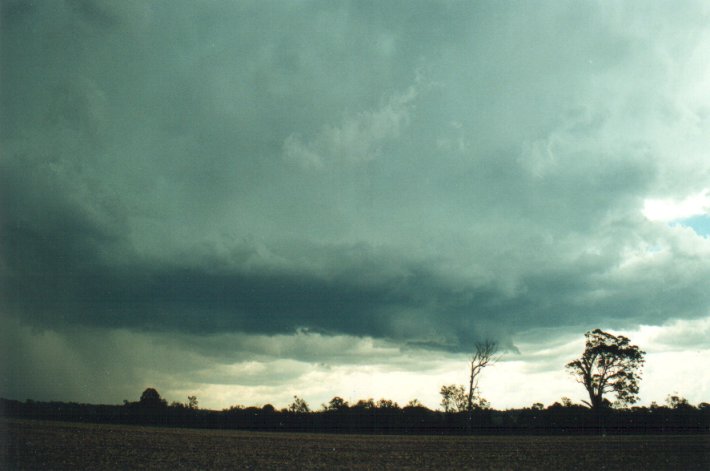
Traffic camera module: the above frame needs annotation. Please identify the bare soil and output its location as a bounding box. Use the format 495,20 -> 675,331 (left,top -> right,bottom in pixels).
2,418 -> 708,470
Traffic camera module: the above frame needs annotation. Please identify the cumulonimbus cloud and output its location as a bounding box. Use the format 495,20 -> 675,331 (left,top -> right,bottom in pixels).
2,1 -> 710,408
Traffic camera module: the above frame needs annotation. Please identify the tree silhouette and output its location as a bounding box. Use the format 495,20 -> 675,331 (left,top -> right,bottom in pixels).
405,398 -> 423,408
323,396 -> 349,411
139,388 -> 167,408
440,384 -> 467,412
467,341 -> 497,416
353,398 -> 375,410
566,329 -> 645,409
440,383 -> 490,413
187,395 -> 198,410
287,395 -> 310,413
665,393 -> 694,410
375,398 -> 399,410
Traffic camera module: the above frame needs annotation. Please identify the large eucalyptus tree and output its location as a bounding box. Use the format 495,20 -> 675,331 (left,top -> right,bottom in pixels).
566,329 -> 645,409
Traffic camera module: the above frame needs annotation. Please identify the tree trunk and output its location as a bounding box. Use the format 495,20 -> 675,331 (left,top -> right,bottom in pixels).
588,389 -> 604,409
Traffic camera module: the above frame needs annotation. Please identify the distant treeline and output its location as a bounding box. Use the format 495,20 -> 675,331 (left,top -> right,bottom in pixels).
2,395 -> 708,435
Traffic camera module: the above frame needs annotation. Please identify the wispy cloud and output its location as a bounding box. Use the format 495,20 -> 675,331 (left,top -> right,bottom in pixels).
283,85 -> 418,168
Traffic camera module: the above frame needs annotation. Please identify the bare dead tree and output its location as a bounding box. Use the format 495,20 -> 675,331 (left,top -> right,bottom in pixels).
467,340 -> 498,420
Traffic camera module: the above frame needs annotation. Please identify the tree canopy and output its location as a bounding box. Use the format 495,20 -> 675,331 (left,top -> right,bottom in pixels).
138,388 -> 167,408
566,329 -> 645,409
287,396 -> 310,413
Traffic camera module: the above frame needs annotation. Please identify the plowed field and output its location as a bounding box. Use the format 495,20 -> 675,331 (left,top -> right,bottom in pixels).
2,419 -> 708,470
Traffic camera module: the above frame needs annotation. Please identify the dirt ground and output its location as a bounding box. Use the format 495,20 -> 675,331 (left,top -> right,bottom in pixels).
2,418 -> 708,470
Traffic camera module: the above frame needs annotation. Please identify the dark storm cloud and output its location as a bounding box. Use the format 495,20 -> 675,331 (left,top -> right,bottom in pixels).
3,150 -> 707,353
0,160 -> 514,349
2,0 -> 710,364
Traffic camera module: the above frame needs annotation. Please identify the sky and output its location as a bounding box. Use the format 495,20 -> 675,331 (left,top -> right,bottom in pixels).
1,0 -> 709,411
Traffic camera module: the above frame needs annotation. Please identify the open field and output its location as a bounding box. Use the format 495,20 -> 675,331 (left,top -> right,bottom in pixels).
2,418 -> 708,470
